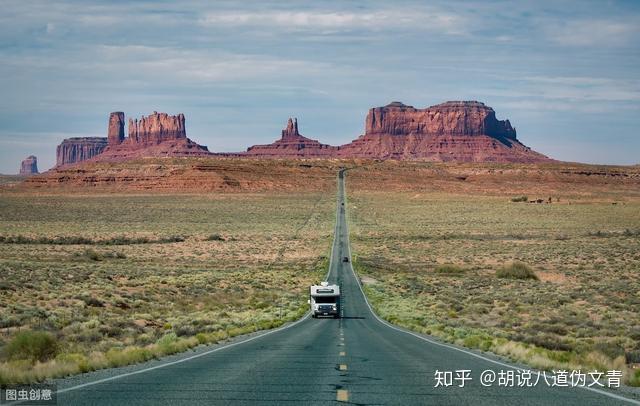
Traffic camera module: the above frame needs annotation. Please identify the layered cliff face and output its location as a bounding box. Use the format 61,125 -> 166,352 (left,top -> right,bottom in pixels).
48,102 -> 550,168
108,112 -> 125,146
19,155 -> 39,175
364,101 -> 516,139
243,102 -> 549,162
53,112 -> 209,167
246,118 -> 336,157
125,112 -> 186,146
338,101 -> 550,162
56,137 -> 108,166
95,112 -> 209,161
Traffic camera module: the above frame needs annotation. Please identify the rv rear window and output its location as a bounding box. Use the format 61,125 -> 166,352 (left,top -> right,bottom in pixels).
314,297 -> 337,303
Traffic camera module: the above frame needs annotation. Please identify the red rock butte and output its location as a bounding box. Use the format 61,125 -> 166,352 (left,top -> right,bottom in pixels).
19,155 -> 39,175
57,137 -> 108,166
243,101 -> 550,162
55,111 -> 209,166
52,101 -> 551,168
246,118 -> 336,157
335,101 -> 550,162
98,111 -> 209,161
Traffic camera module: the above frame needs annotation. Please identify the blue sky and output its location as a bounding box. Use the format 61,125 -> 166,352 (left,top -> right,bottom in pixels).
1,0 -> 639,173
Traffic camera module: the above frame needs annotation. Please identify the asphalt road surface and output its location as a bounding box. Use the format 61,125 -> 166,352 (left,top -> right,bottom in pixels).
57,170 -> 638,405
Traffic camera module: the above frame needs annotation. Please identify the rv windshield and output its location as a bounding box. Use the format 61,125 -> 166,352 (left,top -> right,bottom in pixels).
314,296 -> 337,304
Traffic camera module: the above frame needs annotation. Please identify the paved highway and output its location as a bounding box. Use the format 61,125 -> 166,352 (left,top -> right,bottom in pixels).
57,170 -> 638,405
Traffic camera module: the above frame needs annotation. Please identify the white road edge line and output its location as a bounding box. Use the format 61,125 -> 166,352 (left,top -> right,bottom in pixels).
341,171 -> 640,406
57,172 -> 344,395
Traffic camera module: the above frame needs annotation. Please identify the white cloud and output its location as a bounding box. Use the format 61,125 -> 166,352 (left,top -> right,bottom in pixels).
1,44 -> 340,85
545,18 -> 639,46
200,9 -> 466,35
499,99 -> 608,113
95,45 -> 337,83
523,76 -> 640,102
524,76 -> 612,86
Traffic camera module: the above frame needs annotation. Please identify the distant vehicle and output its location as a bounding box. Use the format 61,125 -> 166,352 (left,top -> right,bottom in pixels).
309,282 -> 340,318
342,256 -> 349,263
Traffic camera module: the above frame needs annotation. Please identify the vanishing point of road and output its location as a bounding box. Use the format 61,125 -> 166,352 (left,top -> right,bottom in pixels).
57,170 -> 639,405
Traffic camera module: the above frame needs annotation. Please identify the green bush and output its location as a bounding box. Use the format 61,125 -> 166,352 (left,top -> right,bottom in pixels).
57,353 -> 91,373
105,347 -> 153,368
511,196 -> 528,202
74,249 -> 102,261
156,332 -> 178,354
196,333 -> 208,344
463,334 -> 483,348
79,296 -> 104,307
496,262 -> 538,280
205,234 -> 225,241
4,331 -> 58,362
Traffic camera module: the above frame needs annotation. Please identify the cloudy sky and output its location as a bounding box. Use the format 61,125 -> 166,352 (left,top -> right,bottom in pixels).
1,0 -> 639,173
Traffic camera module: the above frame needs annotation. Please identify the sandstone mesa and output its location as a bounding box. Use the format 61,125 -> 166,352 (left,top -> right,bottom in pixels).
57,137 -> 109,166
336,101 -> 550,162
56,112 -> 209,167
19,155 -> 39,175
51,100 -> 551,170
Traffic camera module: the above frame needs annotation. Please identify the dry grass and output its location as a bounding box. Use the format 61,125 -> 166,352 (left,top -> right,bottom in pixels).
348,163 -> 640,385
0,190 -> 335,383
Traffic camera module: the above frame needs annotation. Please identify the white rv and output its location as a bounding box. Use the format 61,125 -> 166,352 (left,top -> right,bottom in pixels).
309,282 -> 341,318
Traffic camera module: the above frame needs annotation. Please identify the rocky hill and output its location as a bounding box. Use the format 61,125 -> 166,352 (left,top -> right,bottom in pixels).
55,112 -> 210,167
49,101 -> 550,170
19,155 -> 39,175
22,158 -> 341,192
242,101 -> 550,162
246,118 -> 336,157
57,137 -> 108,166
97,111 -> 210,161
336,101 -> 551,162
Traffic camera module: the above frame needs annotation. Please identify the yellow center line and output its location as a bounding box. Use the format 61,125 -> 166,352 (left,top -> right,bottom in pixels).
337,389 -> 349,402
339,364 -> 348,371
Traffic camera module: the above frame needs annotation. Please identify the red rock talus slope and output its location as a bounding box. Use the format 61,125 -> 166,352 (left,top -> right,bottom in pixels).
22,158 -> 341,192
19,159 -> 640,197
96,111 -> 210,161
56,137 -> 109,166
337,101 -> 551,162
19,155 -> 39,175
246,118 -> 337,157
